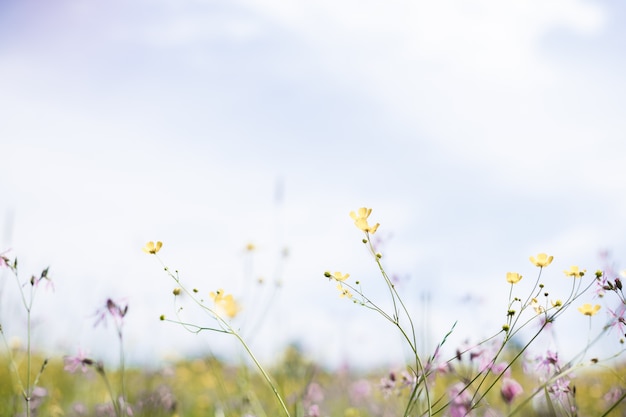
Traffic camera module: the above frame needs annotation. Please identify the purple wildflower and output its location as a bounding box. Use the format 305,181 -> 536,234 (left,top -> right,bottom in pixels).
501,377 -> 523,404
64,349 -> 93,373
604,386 -> 624,405
306,404 -> 320,417
350,379 -> 371,403
0,249 -> 10,268
304,382 -> 324,404
606,304 -> 626,338
448,382 -> 473,417
94,298 -> 129,328
547,377 -> 571,400
535,350 -> 560,375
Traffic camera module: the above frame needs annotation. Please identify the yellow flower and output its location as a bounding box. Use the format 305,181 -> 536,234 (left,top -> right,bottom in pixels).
564,266 -> 586,278
349,207 -> 380,234
529,253 -> 553,267
209,289 -> 241,318
506,272 -> 522,284
245,243 -> 255,251
331,271 -> 350,282
530,298 -> 544,314
337,284 -> 352,298
578,303 -> 601,316
142,241 -> 162,254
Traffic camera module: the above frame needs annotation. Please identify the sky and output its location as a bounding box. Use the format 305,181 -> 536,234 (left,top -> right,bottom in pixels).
1,0 -> 626,370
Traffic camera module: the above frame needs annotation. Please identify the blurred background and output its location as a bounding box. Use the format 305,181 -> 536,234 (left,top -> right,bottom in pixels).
1,0 -> 625,369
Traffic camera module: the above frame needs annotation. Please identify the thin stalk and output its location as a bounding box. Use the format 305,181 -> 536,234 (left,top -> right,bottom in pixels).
232,331 -> 292,417
118,329 -> 126,417
98,368 -> 122,417
25,307 -> 31,417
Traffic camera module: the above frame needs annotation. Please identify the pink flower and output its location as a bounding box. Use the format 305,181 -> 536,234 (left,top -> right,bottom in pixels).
548,377 -> 571,400
0,249 -> 10,268
501,377 -> 523,404
448,382 -> 473,417
606,304 -> 626,338
350,379 -> 371,403
306,404 -> 320,417
63,349 -> 93,373
94,298 -> 129,328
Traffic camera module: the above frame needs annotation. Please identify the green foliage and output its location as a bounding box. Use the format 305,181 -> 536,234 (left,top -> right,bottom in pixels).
1,347 -> 625,417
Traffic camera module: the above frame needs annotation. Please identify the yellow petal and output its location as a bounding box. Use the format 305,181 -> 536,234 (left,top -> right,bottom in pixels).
506,272 -> 522,284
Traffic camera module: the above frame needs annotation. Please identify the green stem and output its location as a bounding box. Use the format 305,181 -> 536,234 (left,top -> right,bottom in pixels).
233,331 -> 292,417
98,367 -> 122,417
118,329 -> 126,417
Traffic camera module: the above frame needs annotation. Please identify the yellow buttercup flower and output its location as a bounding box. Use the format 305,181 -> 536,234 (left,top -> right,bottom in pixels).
564,266 -> 586,278
142,241 -> 162,254
210,289 -> 241,318
337,284 -> 353,298
349,207 -> 380,234
578,303 -> 601,316
506,272 -> 522,284
529,253 -> 553,267
331,271 -> 350,282
530,298 -> 544,314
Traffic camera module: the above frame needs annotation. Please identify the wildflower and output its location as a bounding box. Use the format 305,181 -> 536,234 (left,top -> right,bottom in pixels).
606,304 -> 626,337
337,284 -> 353,298
506,272 -> 522,284
142,241 -> 162,254
530,253 -> 554,267
501,377 -> 523,404
245,242 -> 255,251
349,380 -> 371,403
0,249 -> 10,268
32,267 -> 54,291
604,386 -> 624,405
304,382 -> 325,404
209,289 -> 241,318
307,404 -> 321,417
349,207 -> 380,234
578,303 -> 601,316
379,373 -> 395,398
547,377 -> 571,400
564,266 -> 586,278
94,298 -> 129,328
530,298 -> 545,314
64,349 -> 93,373
330,271 -> 350,282
448,382 -> 473,417
534,350 -> 560,375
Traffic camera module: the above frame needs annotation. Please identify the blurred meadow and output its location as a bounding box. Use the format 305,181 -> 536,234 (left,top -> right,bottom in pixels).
2,0 -> 626,415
